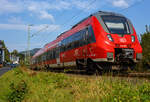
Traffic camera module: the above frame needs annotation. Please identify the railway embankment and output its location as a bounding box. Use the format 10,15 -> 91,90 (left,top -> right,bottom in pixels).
0,67 -> 150,102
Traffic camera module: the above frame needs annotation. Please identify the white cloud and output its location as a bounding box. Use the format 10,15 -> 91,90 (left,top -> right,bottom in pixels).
27,1 -> 71,11
0,24 -> 60,32
39,11 -> 55,23
0,0 -> 24,14
111,0 -> 129,8
26,0 -> 72,22
72,0 -> 96,10
0,24 -> 26,30
0,0 -> 140,24
8,43 -> 42,52
7,17 -> 24,24
0,0 -> 99,22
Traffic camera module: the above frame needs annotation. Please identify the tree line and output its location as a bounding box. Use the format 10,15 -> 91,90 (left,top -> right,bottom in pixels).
0,40 -> 24,65
138,26 -> 150,71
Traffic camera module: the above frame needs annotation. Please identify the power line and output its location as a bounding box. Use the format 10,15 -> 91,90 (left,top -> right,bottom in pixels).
42,0 -> 97,43
30,0 -> 97,49
61,0 -> 97,28
30,25 -> 49,38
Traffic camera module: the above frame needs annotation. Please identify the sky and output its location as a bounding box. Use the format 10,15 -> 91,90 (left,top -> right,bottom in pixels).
0,0 -> 149,52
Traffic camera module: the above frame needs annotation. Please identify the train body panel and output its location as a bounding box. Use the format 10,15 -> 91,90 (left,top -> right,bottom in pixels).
31,11 -> 142,70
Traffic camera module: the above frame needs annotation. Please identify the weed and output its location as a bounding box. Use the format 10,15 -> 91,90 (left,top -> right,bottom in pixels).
8,80 -> 28,102
139,83 -> 150,101
0,67 -> 150,102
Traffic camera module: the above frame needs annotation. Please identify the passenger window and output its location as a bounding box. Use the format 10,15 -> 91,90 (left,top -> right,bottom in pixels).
87,26 -> 96,43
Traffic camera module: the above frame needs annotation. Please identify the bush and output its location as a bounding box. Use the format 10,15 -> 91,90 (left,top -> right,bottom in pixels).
139,83 -> 150,101
140,33 -> 150,69
8,80 -> 28,102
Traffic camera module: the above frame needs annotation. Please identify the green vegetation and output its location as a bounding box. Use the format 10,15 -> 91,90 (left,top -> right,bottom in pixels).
136,32 -> 150,71
0,67 -> 150,102
140,32 -> 150,70
0,40 -> 10,62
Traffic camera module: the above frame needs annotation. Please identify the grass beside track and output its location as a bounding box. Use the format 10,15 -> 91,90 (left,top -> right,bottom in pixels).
0,67 -> 150,102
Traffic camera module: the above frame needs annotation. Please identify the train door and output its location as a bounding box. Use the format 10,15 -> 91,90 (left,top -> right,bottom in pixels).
56,42 -> 61,65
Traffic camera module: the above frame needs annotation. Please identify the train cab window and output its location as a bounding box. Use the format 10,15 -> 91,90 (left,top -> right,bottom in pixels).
101,15 -> 131,34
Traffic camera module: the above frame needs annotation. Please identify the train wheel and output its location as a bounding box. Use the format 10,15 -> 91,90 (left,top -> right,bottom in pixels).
86,59 -> 103,75
86,60 -> 96,75
76,60 -> 83,70
95,64 -> 103,75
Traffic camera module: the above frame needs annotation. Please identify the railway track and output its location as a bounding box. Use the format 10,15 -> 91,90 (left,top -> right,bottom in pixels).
66,71 -> 150,78
39,68 -> 150,79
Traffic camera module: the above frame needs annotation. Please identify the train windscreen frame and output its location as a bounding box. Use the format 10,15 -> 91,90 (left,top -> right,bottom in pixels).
101,15 -> 131,35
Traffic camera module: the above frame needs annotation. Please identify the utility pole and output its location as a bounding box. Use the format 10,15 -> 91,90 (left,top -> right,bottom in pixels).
26,25 -> 48,65
27,24 -> 33,65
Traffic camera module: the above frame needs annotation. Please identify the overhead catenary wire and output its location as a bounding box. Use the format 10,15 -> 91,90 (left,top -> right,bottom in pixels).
30,25 -> 49,38
61,0 -> 97,28
41,0 -> 97,44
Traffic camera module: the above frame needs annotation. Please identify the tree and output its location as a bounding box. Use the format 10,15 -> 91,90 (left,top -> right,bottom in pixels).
140,32 -> 150,69
0,40 -> 10,62
17,53 -> 25,65
11,49 -> 18,56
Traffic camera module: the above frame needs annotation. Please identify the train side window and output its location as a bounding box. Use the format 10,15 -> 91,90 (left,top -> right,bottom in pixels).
53,48 -> 56,59
49,50 -> 52,60
56,47 -> 60,58
61,39 -> 66,52
79,30 -> 84,46
68,36 -> 72,50
88,25 -> 96,43
48,51 -> 51,60
82,29 -> 87,45
73,32 -> 80,48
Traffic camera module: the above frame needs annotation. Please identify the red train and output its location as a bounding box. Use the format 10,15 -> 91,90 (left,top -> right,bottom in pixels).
31,11 -> 142,73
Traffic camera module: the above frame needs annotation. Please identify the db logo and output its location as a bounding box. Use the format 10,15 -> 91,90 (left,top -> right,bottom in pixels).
74,49 -> 79,56
120,38 -> 127,43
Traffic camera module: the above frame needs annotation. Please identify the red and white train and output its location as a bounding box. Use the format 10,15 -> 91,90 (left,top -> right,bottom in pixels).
31,11 -> 142,73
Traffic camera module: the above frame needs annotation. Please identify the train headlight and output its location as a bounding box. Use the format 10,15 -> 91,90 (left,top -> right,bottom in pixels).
107,34 -> 113,42
131,35 -> 135,42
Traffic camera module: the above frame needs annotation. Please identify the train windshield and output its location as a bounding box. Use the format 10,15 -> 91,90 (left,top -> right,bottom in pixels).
101,15 -> 130,34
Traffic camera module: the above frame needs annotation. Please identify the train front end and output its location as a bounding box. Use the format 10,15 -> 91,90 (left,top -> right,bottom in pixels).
93,11 -> 142,67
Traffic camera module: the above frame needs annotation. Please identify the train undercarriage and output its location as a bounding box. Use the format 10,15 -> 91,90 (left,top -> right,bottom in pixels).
75,48 -> 137,74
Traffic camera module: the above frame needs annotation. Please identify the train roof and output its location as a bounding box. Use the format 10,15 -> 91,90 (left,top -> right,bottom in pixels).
56,11 -> 125,38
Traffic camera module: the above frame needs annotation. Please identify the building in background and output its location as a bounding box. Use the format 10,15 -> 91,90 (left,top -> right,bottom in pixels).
10,54 -> 19,64
0,40 -> 4,67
